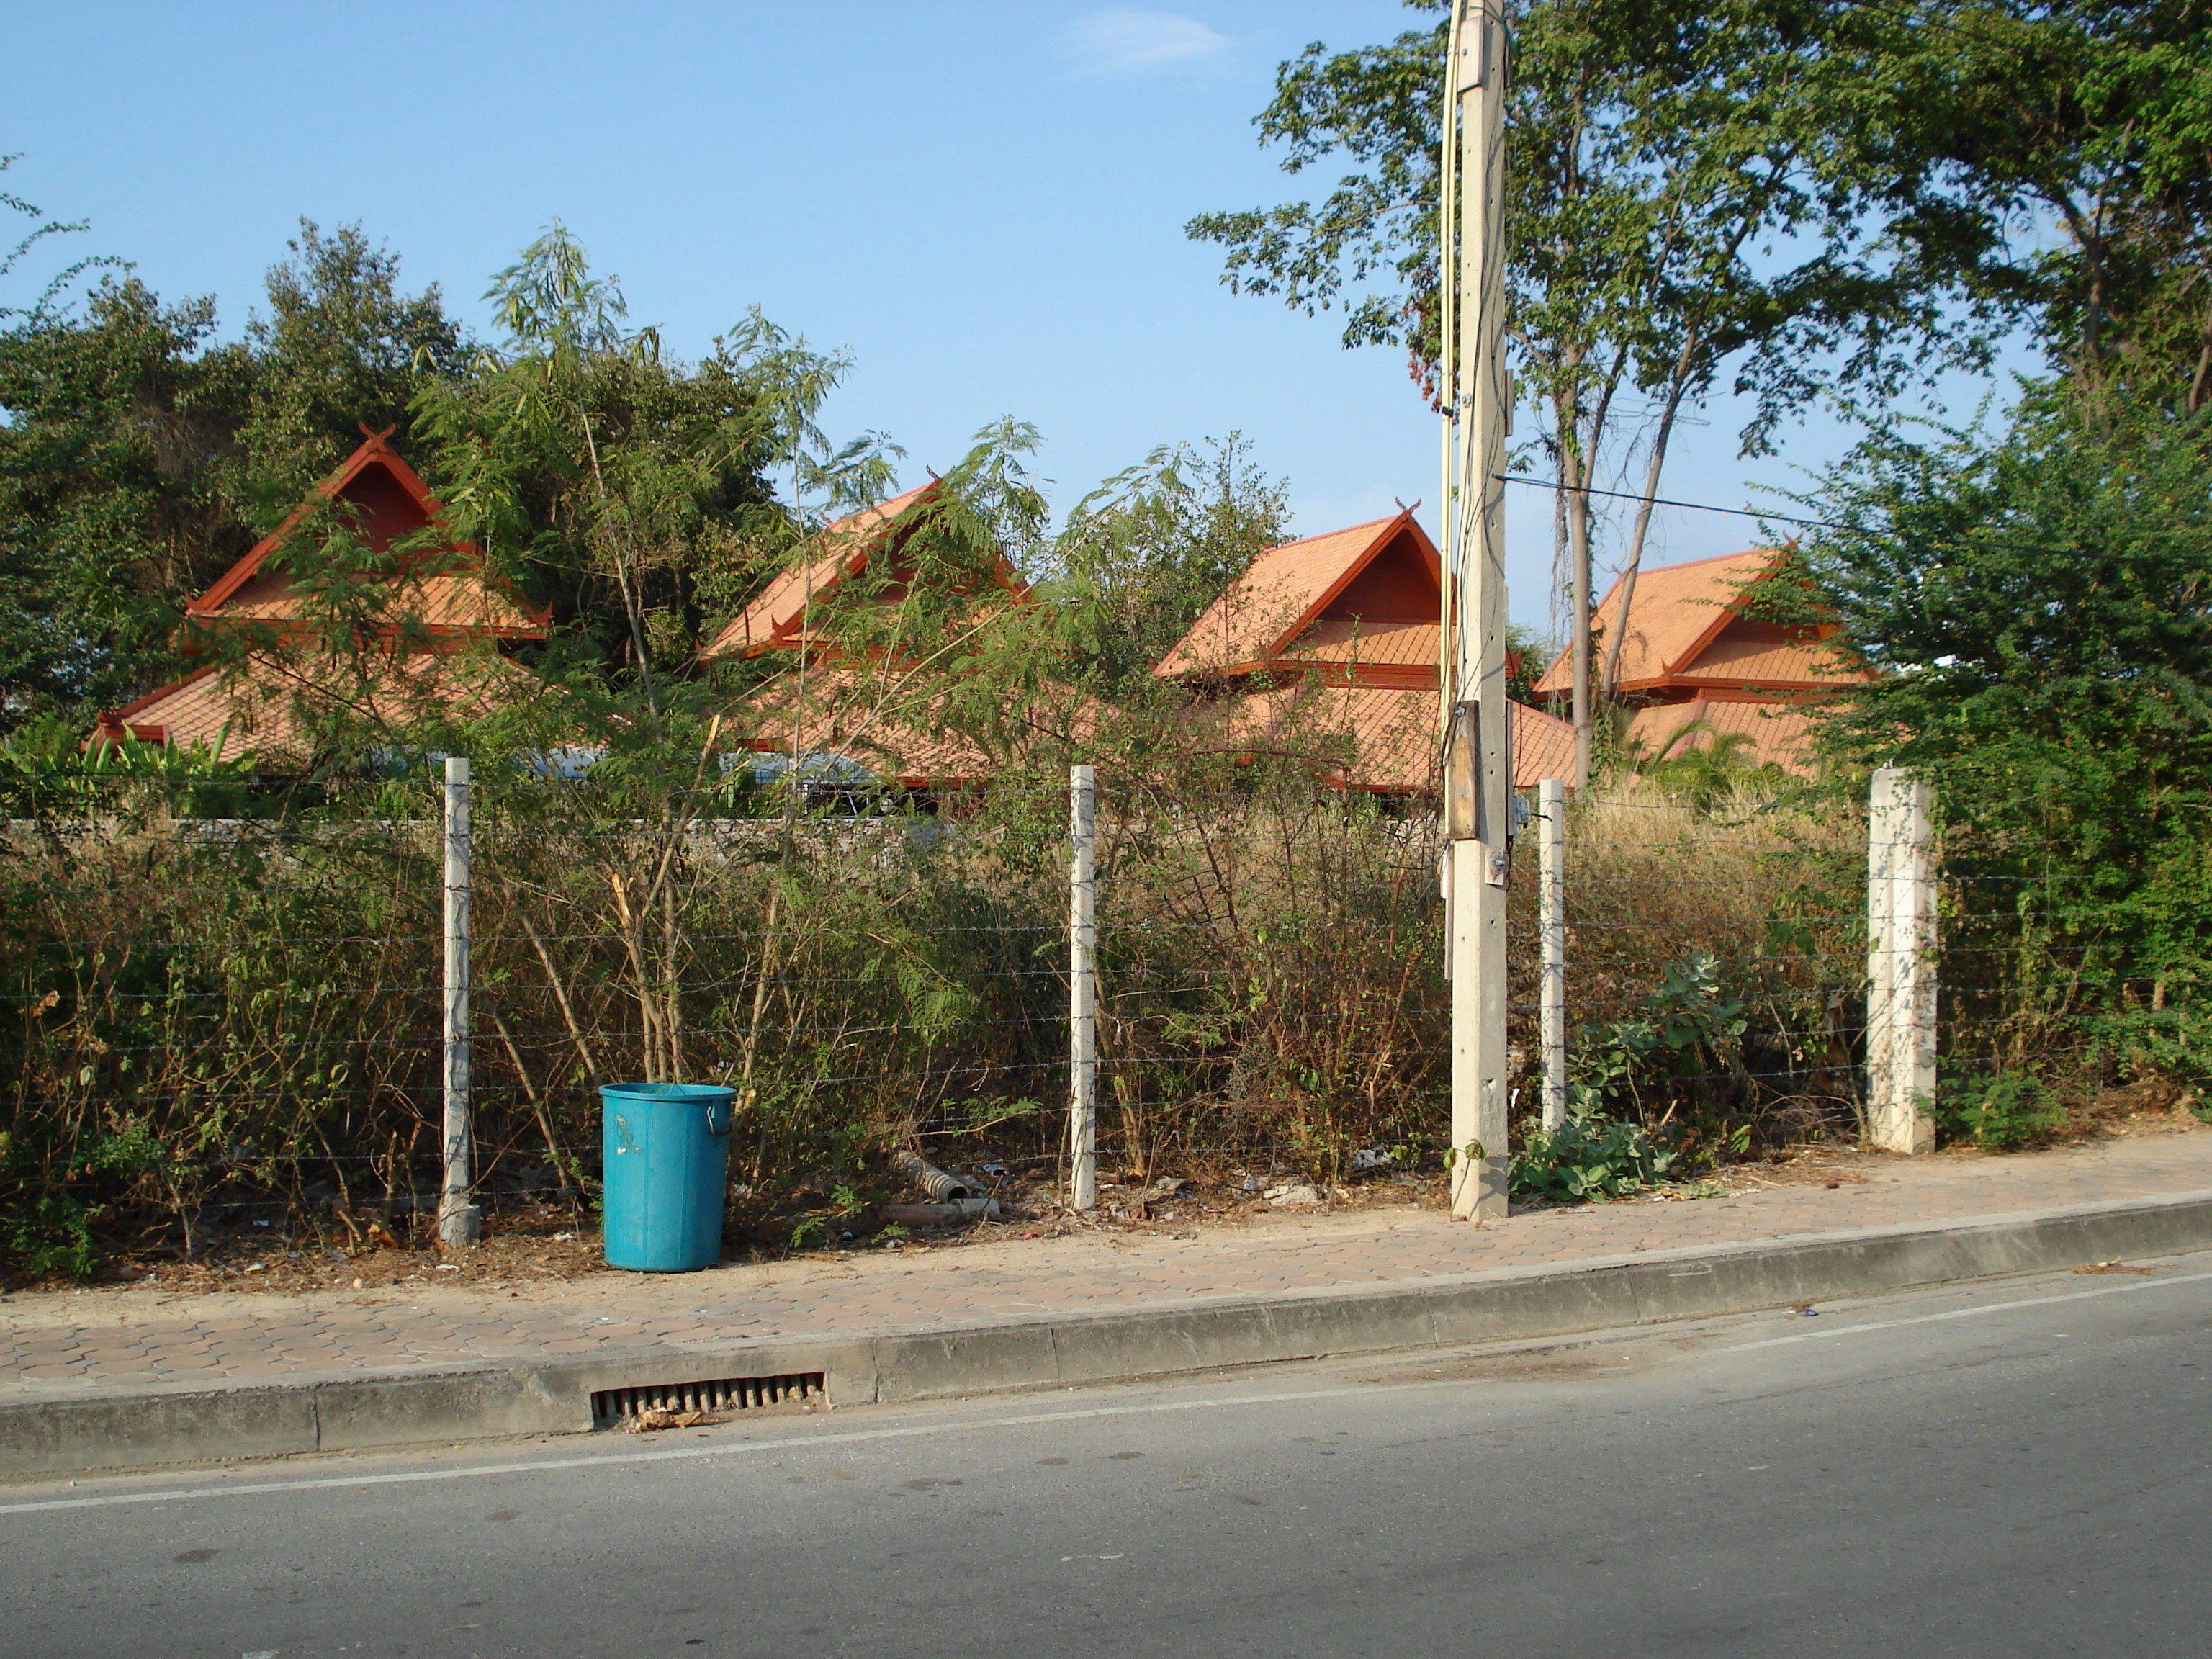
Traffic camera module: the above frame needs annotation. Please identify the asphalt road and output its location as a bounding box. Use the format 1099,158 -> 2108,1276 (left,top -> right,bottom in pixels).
6,1252 -> 2211,1658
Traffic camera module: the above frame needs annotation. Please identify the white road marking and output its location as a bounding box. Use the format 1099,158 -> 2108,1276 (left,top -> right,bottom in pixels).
1723,1266 -> 2212,1353
0,1385 -> 1393,1516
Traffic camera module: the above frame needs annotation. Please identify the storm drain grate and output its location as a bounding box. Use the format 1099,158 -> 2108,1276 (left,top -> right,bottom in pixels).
591,1372 -> 824,1426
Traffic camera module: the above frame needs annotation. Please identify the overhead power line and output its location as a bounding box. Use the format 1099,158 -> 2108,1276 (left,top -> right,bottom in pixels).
1498,473 -> 1853,534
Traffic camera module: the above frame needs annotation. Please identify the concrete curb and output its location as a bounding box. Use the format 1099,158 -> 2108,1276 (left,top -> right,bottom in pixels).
9,1187 -> 2212,1478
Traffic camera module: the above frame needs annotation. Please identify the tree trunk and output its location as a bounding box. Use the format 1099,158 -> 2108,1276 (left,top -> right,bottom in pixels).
1601,351 -> 1696,703
1563,440 -> 1595,787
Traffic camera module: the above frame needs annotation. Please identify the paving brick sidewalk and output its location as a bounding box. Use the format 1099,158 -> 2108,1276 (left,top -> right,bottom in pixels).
8,1128 -> 2211,1402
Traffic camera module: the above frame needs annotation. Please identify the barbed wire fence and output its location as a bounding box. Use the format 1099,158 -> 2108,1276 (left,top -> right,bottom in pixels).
1,750 -> 2095,1267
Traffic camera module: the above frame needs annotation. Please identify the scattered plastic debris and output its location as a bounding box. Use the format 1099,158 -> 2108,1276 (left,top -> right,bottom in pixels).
1349,1147 -> 1393,1173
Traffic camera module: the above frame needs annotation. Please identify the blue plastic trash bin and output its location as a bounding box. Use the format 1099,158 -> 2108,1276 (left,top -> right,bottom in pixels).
600,1082 -> 737,1272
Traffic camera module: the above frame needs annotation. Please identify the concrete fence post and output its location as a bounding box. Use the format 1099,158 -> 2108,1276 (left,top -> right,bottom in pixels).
1069,765 -> 1097,1210
1539,777 -> 1568,1133
1866,766 -> 1936,1153
439,755 -> 480,1245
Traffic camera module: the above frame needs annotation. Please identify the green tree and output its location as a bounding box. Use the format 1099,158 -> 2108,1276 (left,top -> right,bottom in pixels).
410,227 -> 902,719
1855,0 -> 2212,411
1189,0 -> 2023,778
1804,383 -> 2212,1076
0,276 -> 253,720
0,207 -> 465,727
1043,433 -> 1292,695
1637,724 -> 1784,816
235,220 -> 469,511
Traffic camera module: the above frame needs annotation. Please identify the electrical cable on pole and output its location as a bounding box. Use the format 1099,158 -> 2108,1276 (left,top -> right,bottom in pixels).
1442,0 -> 1513,1221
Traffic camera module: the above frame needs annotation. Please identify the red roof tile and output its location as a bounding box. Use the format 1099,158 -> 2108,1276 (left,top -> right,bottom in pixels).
697,481 -> 1034,666
1671,623 -> 1855,688
1277,617 -> 1441,673
1628,696 -> 1822,773
91,651 -> 543,769
1210,682 -> 1575,793
724,663 -> 1097,788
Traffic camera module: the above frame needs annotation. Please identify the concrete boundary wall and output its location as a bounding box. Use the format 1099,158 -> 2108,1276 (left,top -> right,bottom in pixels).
8,1189 -> 2211,1479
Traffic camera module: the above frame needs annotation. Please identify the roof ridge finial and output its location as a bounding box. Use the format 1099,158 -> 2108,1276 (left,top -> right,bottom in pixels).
356,422 -> 399,444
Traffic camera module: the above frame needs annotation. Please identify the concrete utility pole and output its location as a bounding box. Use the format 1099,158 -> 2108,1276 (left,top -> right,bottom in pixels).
439,756 -> 480,1246
1069,764 -> 1098,1210
1539,777 -> 1567,1133
1866,767 -> 1936,1153
1442,0 -> 1512,1220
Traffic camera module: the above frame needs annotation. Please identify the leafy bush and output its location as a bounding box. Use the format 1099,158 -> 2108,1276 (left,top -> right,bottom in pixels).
1,1191 -> 101,1280
1933,1069 -> 2064,1151
1568,951 -> 1750,1124
1510,1114 -> 1681,1202
1806,385 -> 2212,1096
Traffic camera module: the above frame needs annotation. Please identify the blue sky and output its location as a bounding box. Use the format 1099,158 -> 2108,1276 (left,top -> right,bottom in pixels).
3,1 -> 2014,633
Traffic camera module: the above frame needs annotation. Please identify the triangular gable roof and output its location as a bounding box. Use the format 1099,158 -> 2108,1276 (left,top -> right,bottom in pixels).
1154,510 -> 1440,680
1534,547 -> 1858,697
699,481 -> 1033,662
185,428 -> 547,639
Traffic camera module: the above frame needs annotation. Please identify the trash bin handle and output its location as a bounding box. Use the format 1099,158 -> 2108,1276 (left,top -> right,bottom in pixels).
706,1097 -> 734,1138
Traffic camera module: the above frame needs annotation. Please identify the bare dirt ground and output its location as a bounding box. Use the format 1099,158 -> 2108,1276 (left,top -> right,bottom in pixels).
20,1097 -> 2206,1300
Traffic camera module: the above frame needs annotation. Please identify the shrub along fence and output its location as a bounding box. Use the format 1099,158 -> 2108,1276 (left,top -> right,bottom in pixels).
0,753 -> 2109,1277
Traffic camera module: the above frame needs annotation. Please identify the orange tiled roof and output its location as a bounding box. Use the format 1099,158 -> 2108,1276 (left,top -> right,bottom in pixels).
91,651 -> 543,769
1627,696 -> 1822,773
1508,698 -> 1580,786
1155,512 -> 1439,679
698,482 -> 1035,665
726,664 -> 1100,788
1671,624 -> 1853,687
699,482 -> 937,660
186,430 -> 547,642
1276,617 -> 1440,677
212,568 -> 544,635
1212,682 -> 1575,793
1534,548 -> 1860,697
1157,511 -> 1576,789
